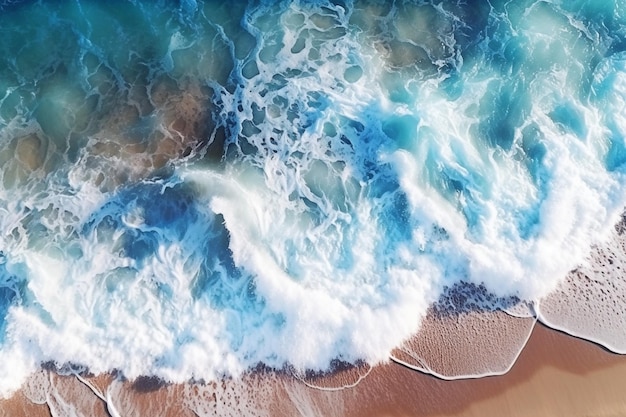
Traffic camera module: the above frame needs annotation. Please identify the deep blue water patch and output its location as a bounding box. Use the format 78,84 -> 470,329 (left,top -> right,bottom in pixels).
0,259 -> 23,342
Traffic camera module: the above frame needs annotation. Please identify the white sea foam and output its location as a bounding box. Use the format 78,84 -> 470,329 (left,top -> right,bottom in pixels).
0,0 -> 625,399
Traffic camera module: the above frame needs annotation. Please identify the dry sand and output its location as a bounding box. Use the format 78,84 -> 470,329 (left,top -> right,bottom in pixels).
1,323 -> 625,417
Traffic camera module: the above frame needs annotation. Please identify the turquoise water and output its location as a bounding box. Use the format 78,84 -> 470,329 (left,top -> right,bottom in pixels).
0,0 -> 625,394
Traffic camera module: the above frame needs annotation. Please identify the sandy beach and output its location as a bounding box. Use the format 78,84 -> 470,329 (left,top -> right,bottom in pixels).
358,323 -> 626,417
1,323 -> 625,417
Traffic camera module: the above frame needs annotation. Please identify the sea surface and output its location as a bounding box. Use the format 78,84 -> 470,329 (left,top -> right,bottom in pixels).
1,0 -> 626,397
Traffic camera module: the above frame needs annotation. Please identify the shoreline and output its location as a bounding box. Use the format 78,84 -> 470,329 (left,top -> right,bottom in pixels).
355,322 -> 626,417
2,322 -> 626,417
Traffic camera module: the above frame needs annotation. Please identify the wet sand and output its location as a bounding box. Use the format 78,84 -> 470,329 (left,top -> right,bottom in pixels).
348,323 -> 626,417
1,323 -> 625,417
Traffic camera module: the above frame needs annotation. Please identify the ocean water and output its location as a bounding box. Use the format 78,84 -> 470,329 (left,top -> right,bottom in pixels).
1,0 -> 626,397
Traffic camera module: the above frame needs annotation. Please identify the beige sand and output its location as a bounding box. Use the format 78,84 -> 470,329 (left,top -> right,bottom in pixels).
348,324 -> 626,417
1,323 -> 625,417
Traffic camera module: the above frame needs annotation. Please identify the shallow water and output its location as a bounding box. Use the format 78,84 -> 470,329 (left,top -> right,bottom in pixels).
0,0 -> 626,396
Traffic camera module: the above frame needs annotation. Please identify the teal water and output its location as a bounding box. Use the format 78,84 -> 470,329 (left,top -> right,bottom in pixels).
0,0 -> 625,395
